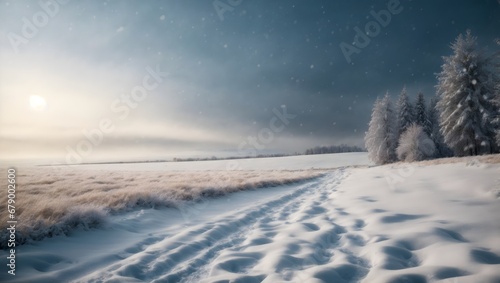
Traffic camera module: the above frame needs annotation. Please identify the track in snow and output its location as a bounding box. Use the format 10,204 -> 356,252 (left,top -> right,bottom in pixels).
75,168 -> 371,283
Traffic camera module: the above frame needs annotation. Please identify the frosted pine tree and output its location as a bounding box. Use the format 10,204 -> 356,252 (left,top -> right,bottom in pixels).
365,93 -> 397,164
415,93 -> 432,135
396,86 -> 414,137
428,97 -> 450,157
436,31 -> 499,156
494,38 -> 500,147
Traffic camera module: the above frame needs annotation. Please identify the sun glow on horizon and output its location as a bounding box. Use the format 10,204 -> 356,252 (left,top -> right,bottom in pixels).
29,95 -> 47,112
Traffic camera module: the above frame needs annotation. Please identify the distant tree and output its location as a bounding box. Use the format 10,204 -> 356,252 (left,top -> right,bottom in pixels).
428,97 -> 451,157
436,30 -> 499,156
396,86 -> 414,138
397,124 -> 436,162
365,93 -> 397,164
304,144 -> 365,155
415,92 -> 432,135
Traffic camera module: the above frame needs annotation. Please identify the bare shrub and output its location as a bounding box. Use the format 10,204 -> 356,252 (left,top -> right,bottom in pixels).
397,124 -> 436,162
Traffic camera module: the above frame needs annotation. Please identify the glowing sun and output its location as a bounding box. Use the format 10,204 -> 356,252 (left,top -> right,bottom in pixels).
29,95 -> 47,111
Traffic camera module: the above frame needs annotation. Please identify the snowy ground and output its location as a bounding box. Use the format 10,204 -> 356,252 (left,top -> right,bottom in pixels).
1,153 -> 500,283
60,152 -> 370,171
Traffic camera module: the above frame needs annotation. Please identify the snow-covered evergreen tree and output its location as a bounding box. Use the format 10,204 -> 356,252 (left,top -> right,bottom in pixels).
396,86 -> 414,138
396,124 -> 436,162
428,97 -> 451,157
436,31 -> 499,156
494,38 -> 500,147
365,93 -> 397,165
415,92 -> 432,135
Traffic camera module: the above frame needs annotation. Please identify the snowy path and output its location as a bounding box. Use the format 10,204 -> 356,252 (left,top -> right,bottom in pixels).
75,169 -> 365,283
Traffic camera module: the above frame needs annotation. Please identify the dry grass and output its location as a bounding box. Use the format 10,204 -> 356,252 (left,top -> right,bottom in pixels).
0,167 -> 324,247
391,153 -> 500,166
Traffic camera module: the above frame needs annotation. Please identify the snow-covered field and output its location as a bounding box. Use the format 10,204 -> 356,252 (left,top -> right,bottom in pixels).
0,168 -> 325,247
1,153 -> 500,283
61,152 -> 371,171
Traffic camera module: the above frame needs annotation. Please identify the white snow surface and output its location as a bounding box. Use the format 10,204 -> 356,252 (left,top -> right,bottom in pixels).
63,152 -> 371,171
2,154 -> 500,283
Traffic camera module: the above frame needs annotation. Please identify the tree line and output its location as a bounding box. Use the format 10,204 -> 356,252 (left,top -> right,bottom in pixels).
365,31 -> 500,164
304,144 -> 365,155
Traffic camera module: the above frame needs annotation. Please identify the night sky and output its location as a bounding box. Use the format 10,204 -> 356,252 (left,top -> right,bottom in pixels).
0,0 -> 499,162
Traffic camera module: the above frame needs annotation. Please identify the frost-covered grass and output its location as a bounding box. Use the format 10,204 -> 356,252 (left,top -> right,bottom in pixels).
0,167 -> 324,248
393,153 -> 500,166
